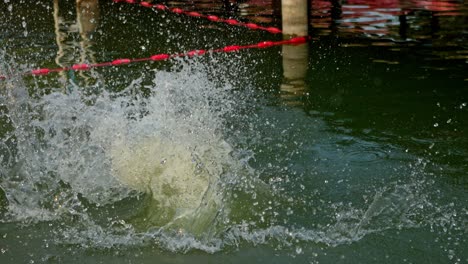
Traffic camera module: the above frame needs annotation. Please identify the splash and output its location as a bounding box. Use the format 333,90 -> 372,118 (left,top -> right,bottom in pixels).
0,55 -> 465,259
107,68 -> 240,235
0,57 -> 250,238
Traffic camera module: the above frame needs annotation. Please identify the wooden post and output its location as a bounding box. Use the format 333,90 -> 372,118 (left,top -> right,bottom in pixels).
52,0 -> 100,86
76,0 -> 100,38
281,0 -> 309,37
76,0 -> 99,83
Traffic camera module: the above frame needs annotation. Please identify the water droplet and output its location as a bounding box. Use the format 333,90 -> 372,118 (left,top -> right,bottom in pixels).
296,246 -> 303,254
433,123 -> 439,127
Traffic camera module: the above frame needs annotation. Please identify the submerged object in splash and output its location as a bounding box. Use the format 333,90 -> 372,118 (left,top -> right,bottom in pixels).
110,136 -> 231,236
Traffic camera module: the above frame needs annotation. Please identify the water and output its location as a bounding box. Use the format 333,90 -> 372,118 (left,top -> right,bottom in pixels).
0,0 -> 467,263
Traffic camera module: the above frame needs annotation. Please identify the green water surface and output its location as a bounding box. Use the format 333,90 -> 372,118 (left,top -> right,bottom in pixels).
0,0 -> 467,263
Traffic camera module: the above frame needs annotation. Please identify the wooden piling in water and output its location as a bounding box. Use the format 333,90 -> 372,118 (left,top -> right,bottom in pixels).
280,0 -> 309,105
281,0 -> 309,37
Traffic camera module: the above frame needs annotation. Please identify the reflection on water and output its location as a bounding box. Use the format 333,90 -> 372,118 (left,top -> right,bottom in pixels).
281,43 -> 309,105
53,0 -> 99,86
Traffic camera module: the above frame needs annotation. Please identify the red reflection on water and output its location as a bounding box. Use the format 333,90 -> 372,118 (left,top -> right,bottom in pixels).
410,0 -> 461,12
347,0 -> 400,8
308,0 -> 465,36
344,0 -> 461,12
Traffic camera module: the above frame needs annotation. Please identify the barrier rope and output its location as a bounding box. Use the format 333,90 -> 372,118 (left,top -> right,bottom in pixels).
0,0 -> 310,80
0,37 -> 308,80
113,0 -> 283,34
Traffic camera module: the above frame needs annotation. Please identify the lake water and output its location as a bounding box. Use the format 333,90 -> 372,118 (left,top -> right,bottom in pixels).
0,0 -> 467,263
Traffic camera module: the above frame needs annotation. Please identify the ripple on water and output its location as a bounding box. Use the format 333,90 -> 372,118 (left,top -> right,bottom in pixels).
345,141 -> 391,164
336,137 -> 392,164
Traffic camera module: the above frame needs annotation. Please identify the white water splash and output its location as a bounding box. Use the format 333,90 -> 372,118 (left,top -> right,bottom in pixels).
0,60 -> 248,238
0,57 -> 465,259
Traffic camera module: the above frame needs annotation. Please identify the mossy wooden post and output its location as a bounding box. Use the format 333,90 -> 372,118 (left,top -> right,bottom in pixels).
53,0 -> 100,86
281,0 -> 309,105
76,0 -> 100,38
281,0 -> 309,37
76,0 -> 100,83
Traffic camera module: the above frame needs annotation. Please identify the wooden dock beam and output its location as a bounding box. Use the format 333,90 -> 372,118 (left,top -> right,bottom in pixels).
281,0 -> 309,37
